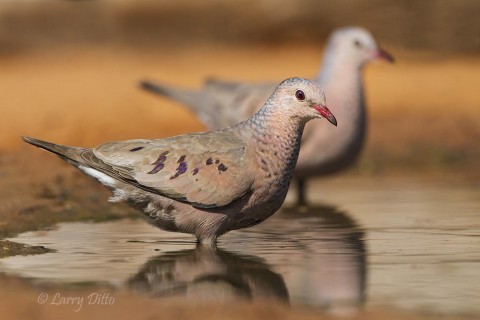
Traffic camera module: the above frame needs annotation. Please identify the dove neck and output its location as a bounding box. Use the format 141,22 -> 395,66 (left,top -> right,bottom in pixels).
241,102 -> 306,176
297,48 -> 366,177
315,49 -> 363,85
312,49 -> 365,133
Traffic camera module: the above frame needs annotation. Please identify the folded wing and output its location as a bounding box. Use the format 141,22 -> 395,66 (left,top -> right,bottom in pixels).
90,131 -> 254,209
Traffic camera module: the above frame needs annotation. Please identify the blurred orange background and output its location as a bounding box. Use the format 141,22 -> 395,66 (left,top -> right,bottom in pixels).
1,0 -> 479,176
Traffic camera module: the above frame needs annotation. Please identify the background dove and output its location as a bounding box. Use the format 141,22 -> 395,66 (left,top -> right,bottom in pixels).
23,78 -> 337,246
140,27 -> 394,205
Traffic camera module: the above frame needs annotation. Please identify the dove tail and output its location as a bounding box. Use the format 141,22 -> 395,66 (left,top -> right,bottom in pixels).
139,80 -> 196,102
22,136 -> 84,165
22,136 -> 119,191
139,80 -> 174,97
139,80 -> 209,113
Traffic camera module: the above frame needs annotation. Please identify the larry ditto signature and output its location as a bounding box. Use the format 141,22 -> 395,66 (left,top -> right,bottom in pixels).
37,292 -> 115,312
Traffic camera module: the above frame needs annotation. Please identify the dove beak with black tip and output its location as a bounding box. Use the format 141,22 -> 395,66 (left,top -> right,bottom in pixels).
375,48 -> 395,63
314,105 -> 337,126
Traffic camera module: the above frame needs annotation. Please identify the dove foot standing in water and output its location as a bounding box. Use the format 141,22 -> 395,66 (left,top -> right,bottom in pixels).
23,78 -> 337,246
140,27 -> 394,206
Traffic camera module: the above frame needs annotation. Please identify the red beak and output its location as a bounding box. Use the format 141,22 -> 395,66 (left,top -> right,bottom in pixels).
314,105 -> 337,126
376,48 -> 395,63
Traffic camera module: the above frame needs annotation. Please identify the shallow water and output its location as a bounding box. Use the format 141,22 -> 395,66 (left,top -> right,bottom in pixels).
1,179 -> 480,316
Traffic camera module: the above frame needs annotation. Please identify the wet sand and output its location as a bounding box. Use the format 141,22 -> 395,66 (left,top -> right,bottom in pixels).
0,150 -> 136,257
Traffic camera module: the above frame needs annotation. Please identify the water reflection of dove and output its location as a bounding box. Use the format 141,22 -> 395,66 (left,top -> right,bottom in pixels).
226,204 -> 366,315
23,78 -> 337,246
140,27 -> 394,205
127,247 -> 289,303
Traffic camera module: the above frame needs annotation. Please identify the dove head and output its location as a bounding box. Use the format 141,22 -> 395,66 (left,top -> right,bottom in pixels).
272,78 -> 337,126
328,27 -> 394,67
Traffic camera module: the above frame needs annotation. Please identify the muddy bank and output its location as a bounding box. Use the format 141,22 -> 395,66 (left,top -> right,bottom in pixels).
0,240 -> 52,258
0,151 -> 137,257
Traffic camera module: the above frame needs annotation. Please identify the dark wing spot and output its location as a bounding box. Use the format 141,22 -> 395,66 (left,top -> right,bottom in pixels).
151,151 -> 169,165
177,155 -> 186,163
179,162 -> 188,173
218,163 -> 227,172
129,146 -> 144,152
192,168 -> 199,175
170,161 -> 188,179
206,158 -> 213,165
152,155 -> 167,165
148,163 -> 164,174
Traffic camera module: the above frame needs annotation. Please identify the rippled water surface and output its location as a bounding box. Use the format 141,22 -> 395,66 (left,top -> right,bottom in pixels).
1,179 -> 479,316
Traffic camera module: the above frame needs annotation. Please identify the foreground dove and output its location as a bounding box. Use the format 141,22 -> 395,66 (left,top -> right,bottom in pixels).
23,78 -> 337,245
140,27 -> 394,205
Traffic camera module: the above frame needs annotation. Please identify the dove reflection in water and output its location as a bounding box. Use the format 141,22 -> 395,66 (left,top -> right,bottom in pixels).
127,247 -> 289,303
226,204 -> 366,315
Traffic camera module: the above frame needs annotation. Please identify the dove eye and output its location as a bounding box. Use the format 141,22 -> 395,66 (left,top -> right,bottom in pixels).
295,90 -> 306,101
354,39 -> 362,48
